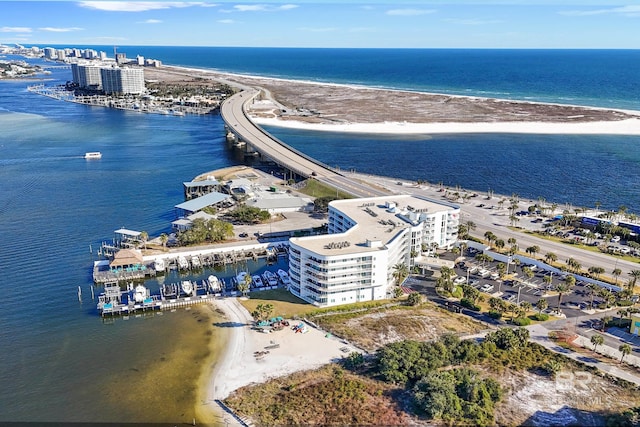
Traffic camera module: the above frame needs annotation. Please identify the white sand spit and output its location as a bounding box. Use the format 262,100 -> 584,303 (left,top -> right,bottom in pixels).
251,116 -> 640,135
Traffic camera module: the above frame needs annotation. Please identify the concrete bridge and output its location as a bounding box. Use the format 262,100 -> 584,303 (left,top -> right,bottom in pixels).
220,88 -> 388,198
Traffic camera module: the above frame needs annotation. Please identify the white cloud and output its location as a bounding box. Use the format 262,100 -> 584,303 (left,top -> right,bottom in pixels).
227,4 -> 299,12
559,5 -> 640,17
39,27 -> 84,32
77,2 -> 212,12
386,8 -> 436,16
139,19 -> 163,24
217,19 -> 237,24
0,27 -> 32,33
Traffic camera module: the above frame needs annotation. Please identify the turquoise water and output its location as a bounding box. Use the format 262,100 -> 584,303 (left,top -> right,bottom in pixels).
2,47 -> 640,422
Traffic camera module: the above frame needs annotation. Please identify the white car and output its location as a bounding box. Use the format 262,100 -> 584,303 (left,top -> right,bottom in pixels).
481,284 -> 494,293
611,236 -> 621,242
454,276 -> 467,285
478,268 -> 490,278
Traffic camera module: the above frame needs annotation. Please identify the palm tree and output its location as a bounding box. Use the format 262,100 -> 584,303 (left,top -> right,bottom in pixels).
160,233 -> 168,249
545,252 -> 558,265
139,230 -> 148,250
628,270 -> 640,292
586,283 -> 599,309
555,275 -> 575,312
466,220 -> 477,236
392,263 -> 409,285
612,268 -> 622,285
526,245 -> 540,259
591,334 -> 604,353
619,343 -> 632,363
536,298 -> 548,315
484,231 -> 496,246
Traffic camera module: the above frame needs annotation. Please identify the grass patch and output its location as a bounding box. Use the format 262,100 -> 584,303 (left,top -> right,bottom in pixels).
238,289 -> 316,318
297,178 -> 354,199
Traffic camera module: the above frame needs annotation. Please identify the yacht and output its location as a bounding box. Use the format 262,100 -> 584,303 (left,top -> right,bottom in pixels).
84,151 -> 102,159
252,274 -> 264,288
277,269 -> 291,285
132,284 -> 148,303
177,256 -> 189,270
207,275 -> 221,292
263,270 -> 279,287
181,280 -> 194,296
154,258 -> 165,272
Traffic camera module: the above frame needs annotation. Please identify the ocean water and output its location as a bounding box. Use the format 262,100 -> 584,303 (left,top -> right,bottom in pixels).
2,47 -> 639,422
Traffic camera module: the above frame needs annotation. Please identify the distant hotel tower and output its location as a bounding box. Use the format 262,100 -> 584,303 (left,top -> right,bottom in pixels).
71,63 -> 145,95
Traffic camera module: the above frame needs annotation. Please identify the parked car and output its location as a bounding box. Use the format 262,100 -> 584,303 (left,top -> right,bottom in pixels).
478,268 -> 490,278
490,272 -> 500,280
454,276 -> 467,285
481,284 -> 494,293
469,279 -> 480,287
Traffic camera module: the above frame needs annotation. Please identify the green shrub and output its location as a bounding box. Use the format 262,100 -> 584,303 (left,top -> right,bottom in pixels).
487,310 -> 502,319
512,317 -> 531,326
531,313 -> 549,321
460,298 -> 481,311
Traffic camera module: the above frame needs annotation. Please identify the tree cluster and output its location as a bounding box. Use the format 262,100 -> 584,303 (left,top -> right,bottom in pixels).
177,217 -> 234,245
229,205 -> 271,224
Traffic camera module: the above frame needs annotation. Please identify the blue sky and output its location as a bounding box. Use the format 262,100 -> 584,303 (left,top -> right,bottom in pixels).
1,1 -> 639,48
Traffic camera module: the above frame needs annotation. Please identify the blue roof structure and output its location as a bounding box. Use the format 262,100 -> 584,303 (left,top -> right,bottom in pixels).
175,191 -> 230,214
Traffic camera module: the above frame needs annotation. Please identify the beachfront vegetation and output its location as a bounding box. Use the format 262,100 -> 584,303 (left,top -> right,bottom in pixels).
225,329 -> 640,426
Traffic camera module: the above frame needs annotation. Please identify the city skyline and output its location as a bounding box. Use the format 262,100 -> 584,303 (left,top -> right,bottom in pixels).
1,1 -> 639,49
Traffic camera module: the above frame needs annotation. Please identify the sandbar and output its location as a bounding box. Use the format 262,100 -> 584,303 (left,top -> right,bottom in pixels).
144,64 -> 640,136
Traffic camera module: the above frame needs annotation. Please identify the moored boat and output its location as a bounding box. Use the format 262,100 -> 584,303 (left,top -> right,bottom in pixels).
154,258 -> 165,272
263,270 -> 279,287
252,275 -> 264,288
181,280 -> 194,296
208,275 -> 221,292
133,284 -> 148,303
277,269 -> 291,285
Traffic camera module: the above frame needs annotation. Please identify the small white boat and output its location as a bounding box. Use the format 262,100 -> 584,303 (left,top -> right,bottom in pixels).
190,256 -> 201,268
252,275 -> 264,288
235,272 -> 250,291
277,269 -> 291,285
263,270 -> 279,287
133,284 -> 148,303
208,275 -> 221,292
154,258 -> 165,272
177,256 -> 189,270
84,151 -> 102,159
181,280 -> 194,296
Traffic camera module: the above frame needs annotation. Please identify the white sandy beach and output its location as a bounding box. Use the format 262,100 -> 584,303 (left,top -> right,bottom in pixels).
251,116 -> 640,135
205,297 -> 357,403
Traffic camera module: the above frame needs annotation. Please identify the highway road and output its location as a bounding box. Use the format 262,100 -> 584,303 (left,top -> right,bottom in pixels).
221,89 -> 387,198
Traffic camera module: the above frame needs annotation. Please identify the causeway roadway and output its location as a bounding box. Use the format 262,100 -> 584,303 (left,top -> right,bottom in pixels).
220,88 -> 388,199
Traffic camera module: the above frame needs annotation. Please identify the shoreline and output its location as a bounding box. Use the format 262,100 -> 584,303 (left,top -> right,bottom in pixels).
250,116 -> 640,135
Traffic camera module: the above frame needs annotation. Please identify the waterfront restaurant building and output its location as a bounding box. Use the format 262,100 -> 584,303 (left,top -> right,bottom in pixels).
288,195 -> 460,307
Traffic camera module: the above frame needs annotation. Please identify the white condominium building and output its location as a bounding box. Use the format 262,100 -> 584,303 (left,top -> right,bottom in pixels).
100,67 -> 145,95
71,63 -> 103,90
288,195 -> 460,307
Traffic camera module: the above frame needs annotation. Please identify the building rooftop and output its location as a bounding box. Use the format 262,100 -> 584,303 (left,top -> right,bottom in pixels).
290,194 -> 458,256
175,191 -> 230,214
183,179 -> 219,188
